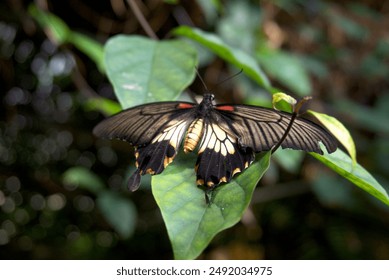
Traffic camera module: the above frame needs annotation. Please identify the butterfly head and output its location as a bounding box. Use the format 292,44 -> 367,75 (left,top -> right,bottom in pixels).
203,92 -> 215,102
198,93 -> 215,115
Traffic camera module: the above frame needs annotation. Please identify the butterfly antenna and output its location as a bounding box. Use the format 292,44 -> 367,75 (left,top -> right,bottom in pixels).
195,67 -> 209,92
214,68 -> 243,88
196,68 -> 243,94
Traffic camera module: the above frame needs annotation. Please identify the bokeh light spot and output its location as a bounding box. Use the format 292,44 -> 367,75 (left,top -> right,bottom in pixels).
73,195 -> 95,212
47,193 -> 66,211
30,194 -> 46,211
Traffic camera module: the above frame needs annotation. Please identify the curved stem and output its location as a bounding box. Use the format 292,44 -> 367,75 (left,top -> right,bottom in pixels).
271,96 -> 312,154
271,112 -> 297,154
126,0 -> 159,40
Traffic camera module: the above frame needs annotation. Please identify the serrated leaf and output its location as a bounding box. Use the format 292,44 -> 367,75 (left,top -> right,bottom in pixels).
104,35 -> 197,109
62,166 -> 105,194
308,110 -> 356,164
97,191 -> 137,238
152,151 -> 271,259
173,26 -> 271,91
311,147 -> 389,206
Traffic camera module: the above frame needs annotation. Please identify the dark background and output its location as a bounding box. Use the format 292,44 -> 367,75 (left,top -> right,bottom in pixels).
1,0 -> 389,259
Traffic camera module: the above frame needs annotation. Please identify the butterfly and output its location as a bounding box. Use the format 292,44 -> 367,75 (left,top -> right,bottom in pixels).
93,93 -> 337,191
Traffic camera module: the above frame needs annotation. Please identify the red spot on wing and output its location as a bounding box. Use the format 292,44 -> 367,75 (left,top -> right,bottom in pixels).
177,103 -> 195,109
215,105 -> 235,111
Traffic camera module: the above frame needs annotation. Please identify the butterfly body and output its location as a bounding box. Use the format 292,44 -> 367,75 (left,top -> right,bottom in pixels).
183,118 -> 204,153
93,93 -> 337,191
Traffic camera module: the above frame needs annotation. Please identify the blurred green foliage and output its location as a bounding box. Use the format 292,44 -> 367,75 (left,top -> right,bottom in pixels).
1,0 -> 389,260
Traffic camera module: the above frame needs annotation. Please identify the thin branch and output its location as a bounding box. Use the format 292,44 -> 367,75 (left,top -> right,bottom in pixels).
126,0 -> 158,40
271,112 -> 297,154
71,66 -> 100,99
271,96 -> 312,154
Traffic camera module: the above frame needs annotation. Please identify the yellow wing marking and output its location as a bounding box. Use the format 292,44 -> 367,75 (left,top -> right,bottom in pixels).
183,118 -> 204,153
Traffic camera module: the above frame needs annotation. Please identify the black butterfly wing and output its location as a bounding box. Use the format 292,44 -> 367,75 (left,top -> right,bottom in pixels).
93,101 -> 197,191
214,104 -> 337,154
93,102 -> 196,146
194,111 -> 255,188
93,98 -> 337,191
193,104 -> 337,188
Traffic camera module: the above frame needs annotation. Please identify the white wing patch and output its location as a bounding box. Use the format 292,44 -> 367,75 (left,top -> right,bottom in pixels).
151,119 -> 188,149
198,122 -> 236,156
148,119 -> 189,169
195,122 -> 254,187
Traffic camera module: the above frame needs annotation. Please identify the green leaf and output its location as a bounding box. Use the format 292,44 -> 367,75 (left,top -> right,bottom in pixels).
308,110 -> 356,164
68,32 -> 105,72
29,4 -> 105,72
173,26 -> 271,91
62,166 -> 105,194
312,174 -> 357,209
152,151 -> 271,259
334,99 -> 389,134
96,191 -> 137,238
325,11 -> 369,41
217,0 -> 261,52
84,97 -> 122,116
272,92 -> 296,112
256,47 -> 312,96
311,147 -> 389,206
273,149 -> 304,174
104,35 -> 197,109
29,4 -> 70,44
63,167 -> 137,238
196,0 -> 221,24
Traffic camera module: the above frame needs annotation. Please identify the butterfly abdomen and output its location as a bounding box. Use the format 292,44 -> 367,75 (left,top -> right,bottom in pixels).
183,118 -> 204,153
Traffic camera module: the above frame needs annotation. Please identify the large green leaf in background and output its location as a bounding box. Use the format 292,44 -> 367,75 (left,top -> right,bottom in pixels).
104,35 -> 197,109
62,166 -> 105,193
96,191 -> 137,238
256,47 -> 312,96
152,152 -> 271,260
173,26 -> 272,92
